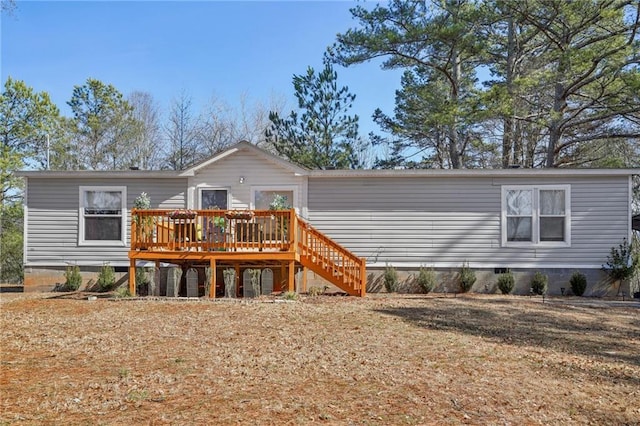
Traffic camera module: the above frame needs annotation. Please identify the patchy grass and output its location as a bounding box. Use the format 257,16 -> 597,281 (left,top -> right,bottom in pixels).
1,293 -> 639,425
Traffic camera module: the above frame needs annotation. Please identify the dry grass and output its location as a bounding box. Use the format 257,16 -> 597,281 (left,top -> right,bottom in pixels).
1,292 -> 639,425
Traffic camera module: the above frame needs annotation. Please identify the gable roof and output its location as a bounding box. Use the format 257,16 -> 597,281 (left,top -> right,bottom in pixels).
179,140 -> 309,177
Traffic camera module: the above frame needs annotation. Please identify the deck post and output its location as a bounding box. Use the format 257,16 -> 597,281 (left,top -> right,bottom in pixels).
280,263 -> 286,292
290,208 -> 297,252
209,258 -> 216,299
360,260 -> 366,297
130,210 -> 137,251
129,258 -> 136,296
288,260 -> 295,292
302,266 -> 308,293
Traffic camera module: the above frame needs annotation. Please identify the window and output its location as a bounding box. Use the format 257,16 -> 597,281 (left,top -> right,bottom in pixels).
79,186 -> 126,246
253,189 -> 294,210
502,185 -> 570,246
200,188 -> 228,210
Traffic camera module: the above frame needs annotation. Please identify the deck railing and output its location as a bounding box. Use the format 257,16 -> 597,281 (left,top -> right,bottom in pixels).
296,217 -> 366,297
130,209 -> 293,252
130,208 -> 366,296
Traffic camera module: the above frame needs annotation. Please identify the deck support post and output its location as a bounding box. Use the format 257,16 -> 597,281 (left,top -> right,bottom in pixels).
129,258 -> 136,296
302,266 -> 308,293
209,258 -> 216,299
288,260 -> 295,292
360,261 -> 366,297
290,209 -> 297,252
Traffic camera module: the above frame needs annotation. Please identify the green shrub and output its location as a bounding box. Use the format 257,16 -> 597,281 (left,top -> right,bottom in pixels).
416,266 -> 436,294
497,272 -> 515,295
113,286 -> 131,298
308,286 -> 326,297
569,271 -> 587,296
531,272 -> 548,295
64,265 -> 82,291
458,262 -> 476,293
135,268 -> 149,287
383,264 -> 399,293
603,238 -> 638,290
282,291 -> 298,300
97,263 -> 116,292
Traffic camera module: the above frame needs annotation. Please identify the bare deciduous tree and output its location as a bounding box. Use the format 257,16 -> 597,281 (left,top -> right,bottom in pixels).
128,91 -> 163,170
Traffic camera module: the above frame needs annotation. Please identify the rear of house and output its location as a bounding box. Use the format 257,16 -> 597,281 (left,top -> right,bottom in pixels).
19,142 -> 638,296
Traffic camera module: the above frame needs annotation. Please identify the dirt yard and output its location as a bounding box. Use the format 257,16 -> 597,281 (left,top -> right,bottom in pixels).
1,292 -> 639,425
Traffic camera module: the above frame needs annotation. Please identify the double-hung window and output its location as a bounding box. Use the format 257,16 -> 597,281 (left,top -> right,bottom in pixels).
502,185 -> 570,246
79,186 -> 127,246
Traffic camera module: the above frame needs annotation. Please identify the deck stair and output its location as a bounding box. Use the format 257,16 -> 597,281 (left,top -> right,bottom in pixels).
296,217 -> 366,297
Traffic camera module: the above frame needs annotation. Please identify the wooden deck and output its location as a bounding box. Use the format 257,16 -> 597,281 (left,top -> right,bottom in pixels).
128,209 -> 366,297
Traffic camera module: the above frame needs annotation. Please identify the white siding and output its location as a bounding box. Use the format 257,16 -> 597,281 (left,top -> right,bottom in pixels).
25,177 -> 186,266
308,175 -> 630,269
188,148 -> 307,214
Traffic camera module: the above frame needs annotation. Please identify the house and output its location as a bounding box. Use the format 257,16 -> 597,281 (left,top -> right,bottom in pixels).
18,141 -> 638,297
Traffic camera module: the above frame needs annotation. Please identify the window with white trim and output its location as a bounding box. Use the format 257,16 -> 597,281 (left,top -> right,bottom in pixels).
251,186 -> 297,211
79,186 -> 127,246
502,185 -> 570,246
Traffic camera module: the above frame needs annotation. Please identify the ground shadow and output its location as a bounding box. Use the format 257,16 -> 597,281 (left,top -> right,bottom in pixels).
374,298 -> 640,369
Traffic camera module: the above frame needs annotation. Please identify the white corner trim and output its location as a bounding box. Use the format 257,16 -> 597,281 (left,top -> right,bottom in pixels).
22,177 -> 28,265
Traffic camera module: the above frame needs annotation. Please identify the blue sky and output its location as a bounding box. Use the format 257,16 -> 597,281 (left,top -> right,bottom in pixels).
2,1 -> 402,137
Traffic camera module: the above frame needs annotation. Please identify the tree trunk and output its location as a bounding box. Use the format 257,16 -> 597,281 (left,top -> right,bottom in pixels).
546,42 -> 569,168
502,16 -> 516,168
546,80 -> 566,168
449,47 -> 462,169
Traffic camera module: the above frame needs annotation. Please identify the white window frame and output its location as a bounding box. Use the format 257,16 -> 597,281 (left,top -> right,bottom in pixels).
198,187 -> 231,210
250,185 -> 299,212
501,185 -> 571,247
78,186 -> 127,246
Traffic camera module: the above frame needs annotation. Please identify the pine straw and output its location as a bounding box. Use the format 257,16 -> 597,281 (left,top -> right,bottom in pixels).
1,293 -> 639,425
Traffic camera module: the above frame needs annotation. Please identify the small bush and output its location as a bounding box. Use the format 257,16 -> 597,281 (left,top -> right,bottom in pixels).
531,272 -> 548,295
308,286 -> 326,297
458,262 -> 476,293
64,265 -> 82,291
383,264 -> 399,293
416,266 -> 436,294
569,271 -> 587,296
135,268 -> 150,287
97,263 -> 116,292
603,238 -> 638,292
282,291 -> 298,300
113,286 -> 131,298
497,272 -> 515,295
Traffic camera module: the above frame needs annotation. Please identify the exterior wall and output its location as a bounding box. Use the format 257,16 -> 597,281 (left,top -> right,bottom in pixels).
24,177 -> 186,290
187,148 -> 308,215
307,175 -> 630,271
22,157 -> 635,297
